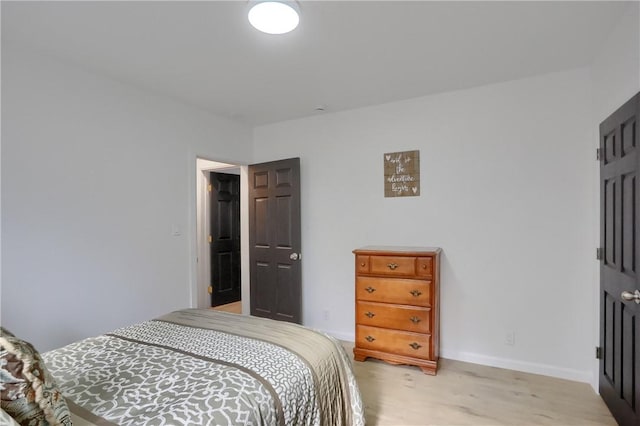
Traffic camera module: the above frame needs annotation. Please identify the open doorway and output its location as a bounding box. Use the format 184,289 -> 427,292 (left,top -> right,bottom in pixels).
196,158 -> 246,314
194,156 -> 301,321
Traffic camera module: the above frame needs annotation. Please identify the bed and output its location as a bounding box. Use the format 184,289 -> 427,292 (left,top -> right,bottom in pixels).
1,309 -> 365,426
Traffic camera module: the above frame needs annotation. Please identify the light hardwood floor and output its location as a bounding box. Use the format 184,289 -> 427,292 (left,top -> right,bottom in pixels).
342,342 -> 616,426
212,301 -> 242,314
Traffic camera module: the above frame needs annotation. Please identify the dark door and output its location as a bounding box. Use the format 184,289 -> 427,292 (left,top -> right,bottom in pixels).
599,91 -> 640,426
248,158 -> 301,323
209,172 -> 241,307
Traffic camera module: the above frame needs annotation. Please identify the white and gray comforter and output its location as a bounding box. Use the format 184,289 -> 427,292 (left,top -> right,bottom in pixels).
43,309 -> 365,426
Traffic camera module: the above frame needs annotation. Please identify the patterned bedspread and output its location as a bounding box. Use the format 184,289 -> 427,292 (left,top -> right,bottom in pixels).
43,309 -> 364,426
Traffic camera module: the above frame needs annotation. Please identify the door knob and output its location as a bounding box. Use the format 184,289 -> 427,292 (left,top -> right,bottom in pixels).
290,253 -> 300,261
621,289 -> 640,304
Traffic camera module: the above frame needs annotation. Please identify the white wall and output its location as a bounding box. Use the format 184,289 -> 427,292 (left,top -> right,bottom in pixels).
591,2 -> 640,122
1,44 -> 253,351
253,68 -> 595,382
588,1 -> 640,390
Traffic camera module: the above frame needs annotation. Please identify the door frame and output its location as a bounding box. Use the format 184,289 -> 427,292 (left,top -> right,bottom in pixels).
193,157 -> 250,314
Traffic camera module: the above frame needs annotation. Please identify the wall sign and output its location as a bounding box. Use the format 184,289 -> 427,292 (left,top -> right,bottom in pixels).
384,150 -> 420,197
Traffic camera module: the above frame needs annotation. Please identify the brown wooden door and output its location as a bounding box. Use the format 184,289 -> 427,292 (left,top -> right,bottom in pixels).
248,158 -> 301,323
210,172 -> 241,307
599,91 -> 640,426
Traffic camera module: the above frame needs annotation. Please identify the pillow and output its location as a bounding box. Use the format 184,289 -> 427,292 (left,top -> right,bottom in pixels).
0,407 -> 20,426
0,327 -> 71,426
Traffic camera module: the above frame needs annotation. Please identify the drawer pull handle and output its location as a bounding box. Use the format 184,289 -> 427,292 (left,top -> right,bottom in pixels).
409,342 -> 422,350
365,311 -> 375,318
365,286 -> 376,293
410,316 -> 421,323
387,263 -> 398,270
365,335 -> 375,342
422,264 -> 427,269
410,290 -> 422,297
360,262 -> 366,267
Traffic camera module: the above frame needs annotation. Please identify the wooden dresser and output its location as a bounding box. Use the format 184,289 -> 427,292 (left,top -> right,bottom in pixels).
353,246 -> 441,375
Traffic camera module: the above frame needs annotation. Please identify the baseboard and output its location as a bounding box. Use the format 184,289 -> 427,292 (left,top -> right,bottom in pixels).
589,359 -> 599,393
317,327 -> 593,384
441,349 -> 592,384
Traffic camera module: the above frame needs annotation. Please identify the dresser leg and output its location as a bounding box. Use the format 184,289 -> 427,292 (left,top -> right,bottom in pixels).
419,365 -> 437,375
353,352 -> 367,362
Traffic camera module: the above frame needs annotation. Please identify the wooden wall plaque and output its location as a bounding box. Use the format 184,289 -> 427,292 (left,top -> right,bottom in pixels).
384,150 -> 420,197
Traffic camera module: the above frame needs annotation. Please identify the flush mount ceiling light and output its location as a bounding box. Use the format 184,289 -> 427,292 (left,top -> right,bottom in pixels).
248,0 -> 300,35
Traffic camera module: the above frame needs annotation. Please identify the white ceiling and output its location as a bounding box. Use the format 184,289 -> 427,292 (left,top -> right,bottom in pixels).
1,1 -> 631,126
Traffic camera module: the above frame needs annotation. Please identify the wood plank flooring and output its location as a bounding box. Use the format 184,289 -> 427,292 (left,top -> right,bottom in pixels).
342,342 -> 615,426
212,301 -> 242,314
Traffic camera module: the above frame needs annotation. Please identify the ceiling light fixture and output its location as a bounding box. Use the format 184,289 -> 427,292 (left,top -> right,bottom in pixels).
248,0 -> 300,35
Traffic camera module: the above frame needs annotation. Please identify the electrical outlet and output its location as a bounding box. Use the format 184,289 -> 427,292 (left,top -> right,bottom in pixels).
323,310 -> 329,321
505,332 -> 515,346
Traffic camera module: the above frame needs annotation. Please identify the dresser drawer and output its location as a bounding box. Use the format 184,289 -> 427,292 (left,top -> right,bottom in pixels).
356,277 -> 431,307
357,301 -> 431,333
416,257 -> 433,278
367,255 -> 434,278
356,255 -> 370,274
370,255 -> 416,276
356,325 -> 431,359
